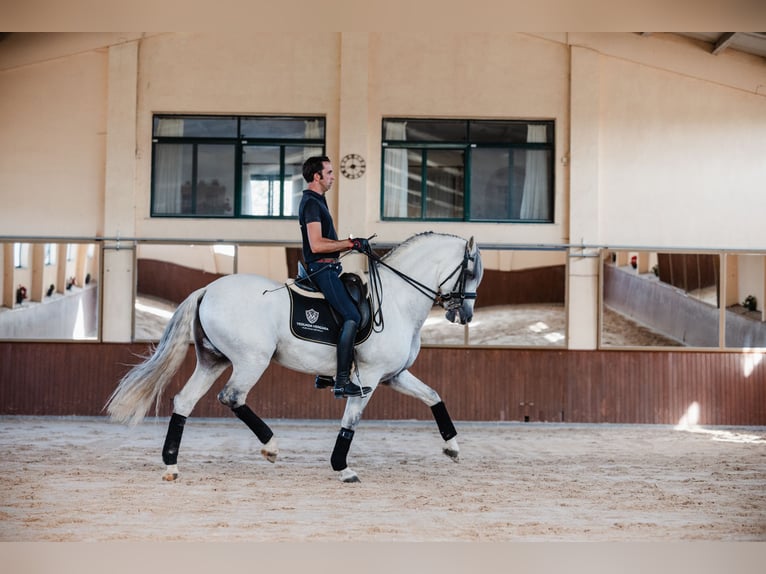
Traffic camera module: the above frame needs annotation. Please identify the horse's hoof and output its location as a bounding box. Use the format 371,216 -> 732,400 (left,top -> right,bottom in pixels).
443,437 -> 460,462
162,465 -> 179,481
338,468 -> 360,483
443,448 -> 460,462
260,437 -> 279,463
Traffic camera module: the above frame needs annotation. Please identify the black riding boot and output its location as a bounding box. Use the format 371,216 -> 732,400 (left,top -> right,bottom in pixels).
333,320 -> 371,398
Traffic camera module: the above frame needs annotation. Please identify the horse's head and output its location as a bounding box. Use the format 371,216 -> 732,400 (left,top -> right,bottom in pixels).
441,236 -> 483,325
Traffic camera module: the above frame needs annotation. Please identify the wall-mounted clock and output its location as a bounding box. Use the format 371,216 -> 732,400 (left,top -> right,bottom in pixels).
340,153 -> 366,179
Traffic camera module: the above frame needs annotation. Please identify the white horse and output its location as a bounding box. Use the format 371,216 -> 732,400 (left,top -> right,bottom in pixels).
106,232 -> 483,483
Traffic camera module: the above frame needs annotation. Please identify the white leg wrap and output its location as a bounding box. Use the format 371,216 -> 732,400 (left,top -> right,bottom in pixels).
162,464 -> 180,481
338,467 -> 360,483
260,437 -> 279,463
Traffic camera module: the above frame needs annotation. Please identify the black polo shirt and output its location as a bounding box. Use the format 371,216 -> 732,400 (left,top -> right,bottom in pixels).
298,189 -> 340,264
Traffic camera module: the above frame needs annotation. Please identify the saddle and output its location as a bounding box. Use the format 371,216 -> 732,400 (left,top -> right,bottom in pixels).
287,262 -> 372,346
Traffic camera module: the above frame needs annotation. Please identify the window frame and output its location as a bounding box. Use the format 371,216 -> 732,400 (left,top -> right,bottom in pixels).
150,114 -> 326,219
380,118 -> 555,223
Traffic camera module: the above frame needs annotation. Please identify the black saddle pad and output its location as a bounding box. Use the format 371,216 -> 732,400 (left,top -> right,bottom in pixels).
287,285 -> 373,346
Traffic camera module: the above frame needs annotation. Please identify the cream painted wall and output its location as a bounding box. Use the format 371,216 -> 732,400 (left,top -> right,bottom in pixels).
0,47 -> 107,236
599,57 -> 766,249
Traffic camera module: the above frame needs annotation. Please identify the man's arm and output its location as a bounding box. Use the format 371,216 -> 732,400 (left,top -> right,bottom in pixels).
306,221 -> 353,254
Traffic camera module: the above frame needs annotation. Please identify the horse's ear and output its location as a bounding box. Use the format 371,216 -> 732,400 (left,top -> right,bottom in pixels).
467,236 -> 475,252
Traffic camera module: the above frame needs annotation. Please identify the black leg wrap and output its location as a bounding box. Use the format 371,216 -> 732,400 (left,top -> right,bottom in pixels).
162,413 -> 187,465
330,427 -> 355,471
233,404 -> 274,444
431,401 -> 457,441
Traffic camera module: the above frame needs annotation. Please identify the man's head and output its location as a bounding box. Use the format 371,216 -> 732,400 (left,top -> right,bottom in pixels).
303,156 -> 334,194
303,156 -> 332,183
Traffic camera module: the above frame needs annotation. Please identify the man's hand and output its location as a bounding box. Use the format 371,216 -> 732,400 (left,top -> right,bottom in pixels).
350,237 -> 371,253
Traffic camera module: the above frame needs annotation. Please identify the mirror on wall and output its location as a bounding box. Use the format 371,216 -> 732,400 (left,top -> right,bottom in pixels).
601,250 -> 721,348
420,248 -> 567,347
724,253 -> 766,349
0,242 -> 100,340
133,243 -> 569,348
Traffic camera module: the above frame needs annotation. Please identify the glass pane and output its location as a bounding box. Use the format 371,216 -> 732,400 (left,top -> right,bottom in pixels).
381,149 -> 425,218
518,149 -> 552,221
152,143 -> 194,215
420,248 -> 567,347
284,146 -> 322,216
425,149 -> 464,219
470,120 -> 530,143
470,148 -> 516,219
383,119 -> 467,142
0,242 -> 100,340
725,254 -> 766,348
241,117 -> 325,140
153,116 -> 237,138
382,147 -> 415,218
602,251 -> 720,347
242,146 -> 281,216
196,145 -> 235,215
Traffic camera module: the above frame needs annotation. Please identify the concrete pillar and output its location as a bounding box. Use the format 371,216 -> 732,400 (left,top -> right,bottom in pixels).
30,243 -> 44,302
101,41 -> 138,342
567,46 -> 601,350
1,243 -> 11,309
336,32 -> 370,276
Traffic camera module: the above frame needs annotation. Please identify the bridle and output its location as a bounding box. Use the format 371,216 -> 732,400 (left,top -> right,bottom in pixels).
362,240 -> 478,331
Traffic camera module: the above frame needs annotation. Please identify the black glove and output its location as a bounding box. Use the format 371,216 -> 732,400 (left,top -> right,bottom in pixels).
350,237 -> 371,253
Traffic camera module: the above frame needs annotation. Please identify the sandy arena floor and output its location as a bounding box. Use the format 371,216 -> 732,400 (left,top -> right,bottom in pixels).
1,416 -> 764,542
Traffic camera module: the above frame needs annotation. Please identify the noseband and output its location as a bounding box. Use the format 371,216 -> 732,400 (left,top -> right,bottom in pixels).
434,245 -> 478,312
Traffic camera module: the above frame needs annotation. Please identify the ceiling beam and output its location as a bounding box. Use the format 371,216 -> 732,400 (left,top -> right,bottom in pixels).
712,32 -> 737,55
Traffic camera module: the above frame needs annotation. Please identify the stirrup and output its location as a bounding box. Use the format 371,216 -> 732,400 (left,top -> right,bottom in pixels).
315,375 -> 334,389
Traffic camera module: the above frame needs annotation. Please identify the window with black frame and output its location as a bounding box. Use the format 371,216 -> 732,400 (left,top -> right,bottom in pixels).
381,118 -> 554,222
151,115 -> 325,218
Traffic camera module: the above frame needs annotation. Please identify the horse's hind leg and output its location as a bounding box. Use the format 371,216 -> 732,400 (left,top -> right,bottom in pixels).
217,358 -> 279,464
386,369 -> 460,462
161,359 -> 229,481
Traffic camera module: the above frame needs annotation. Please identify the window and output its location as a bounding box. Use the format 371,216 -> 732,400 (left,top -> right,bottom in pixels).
381,118 -> 554,222
151,115 -> 325,218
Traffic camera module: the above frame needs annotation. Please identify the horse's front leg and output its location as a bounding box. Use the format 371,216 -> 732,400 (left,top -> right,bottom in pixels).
387,369 -> 460,462
332,381 -> 377,483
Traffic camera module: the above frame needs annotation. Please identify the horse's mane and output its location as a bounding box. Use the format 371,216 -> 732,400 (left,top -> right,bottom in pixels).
381,231 -> 463,261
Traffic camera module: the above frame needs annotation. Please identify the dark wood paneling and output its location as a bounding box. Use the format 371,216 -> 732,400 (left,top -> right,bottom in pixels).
657,253 -> 719,294
1,343 -> 764,426
137,259 -> 227,304
477,266 -> 566,307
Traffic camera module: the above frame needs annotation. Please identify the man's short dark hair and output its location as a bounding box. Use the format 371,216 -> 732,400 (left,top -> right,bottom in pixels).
303,156 -> 331,183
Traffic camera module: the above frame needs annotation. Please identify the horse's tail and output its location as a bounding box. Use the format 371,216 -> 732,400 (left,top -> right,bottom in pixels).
105,287 -> 207,426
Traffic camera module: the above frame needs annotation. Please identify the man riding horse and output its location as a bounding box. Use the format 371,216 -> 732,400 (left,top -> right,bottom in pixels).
298,156 -> 371,399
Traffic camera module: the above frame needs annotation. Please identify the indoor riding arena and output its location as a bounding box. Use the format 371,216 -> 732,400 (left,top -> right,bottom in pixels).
1,29 -> 765,557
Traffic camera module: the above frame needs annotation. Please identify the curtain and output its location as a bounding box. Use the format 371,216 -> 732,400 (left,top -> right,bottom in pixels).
383,121 -> 408,217
519,124 -> 549,220
153,119 -> 185,214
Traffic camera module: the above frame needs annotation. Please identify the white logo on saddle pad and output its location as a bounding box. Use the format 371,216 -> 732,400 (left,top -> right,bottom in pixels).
305,308 -> 320,324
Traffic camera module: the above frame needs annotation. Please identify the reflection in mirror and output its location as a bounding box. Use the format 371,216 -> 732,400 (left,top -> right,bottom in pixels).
0,242 -> 100,340
724,253 -> 766,349
602,250 -> 720,347
420,249 -> 567,347
134,243 -> 237,340
134,243 -> 296,341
